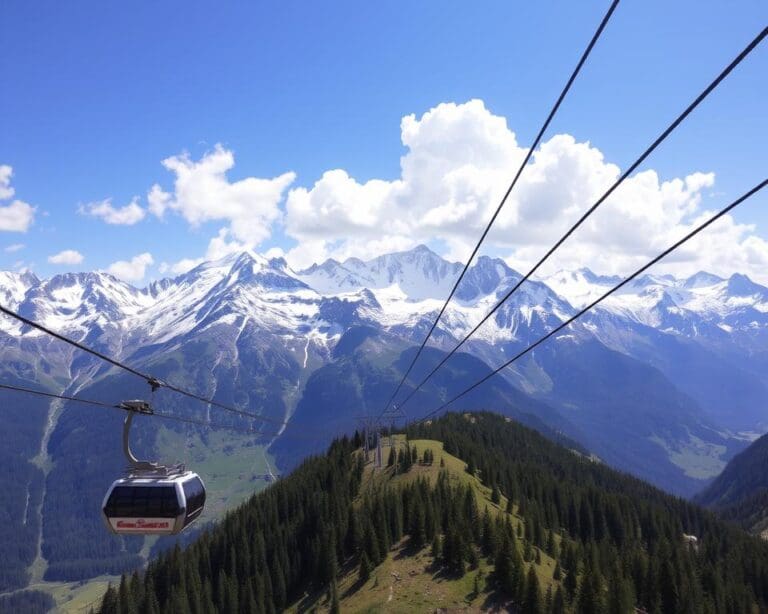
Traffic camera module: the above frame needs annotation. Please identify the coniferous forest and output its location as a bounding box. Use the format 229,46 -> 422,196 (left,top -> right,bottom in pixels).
98,412 -> 768,613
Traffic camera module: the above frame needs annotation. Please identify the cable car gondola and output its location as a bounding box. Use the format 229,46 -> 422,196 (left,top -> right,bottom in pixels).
102,400 -> 206,536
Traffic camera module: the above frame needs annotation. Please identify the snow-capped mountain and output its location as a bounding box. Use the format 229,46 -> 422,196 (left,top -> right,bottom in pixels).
2,244 -> 766,442
543,267 -> 768,332
2,245 -> 768,590
5,246 -> 765,357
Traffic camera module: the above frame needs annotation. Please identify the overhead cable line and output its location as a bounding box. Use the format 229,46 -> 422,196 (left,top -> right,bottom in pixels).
378,0 -> 622,417
411,178 -> 768,425
393,25 -> 768,414
0,382 -> 285,437
0,304 -> 288,427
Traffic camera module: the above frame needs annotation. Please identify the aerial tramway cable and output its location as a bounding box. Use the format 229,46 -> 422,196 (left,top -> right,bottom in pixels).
0,303 -> 288,427
378,0 -> 622,417
391,25 -> 768,415
0,382 -> 285,437
411,178 -> 768,425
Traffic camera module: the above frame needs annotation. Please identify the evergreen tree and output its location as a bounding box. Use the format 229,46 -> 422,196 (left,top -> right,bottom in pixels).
547,530 -> 557,558
659,558 -> 679,614
359,551 -> 372,583
563,564 -> 579,601
552,587 -> 566,614
100,584 -> 118,614
577,563 -> 605,614
431,533 -> 442,560
523,566 -> 541,614
545,585 -> 553,614
329,579 -> 340,614
607,574 -> 634,614
387,446 -> 396,467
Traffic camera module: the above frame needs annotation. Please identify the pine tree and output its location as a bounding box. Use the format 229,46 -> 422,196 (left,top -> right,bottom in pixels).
431,533 -> 442,560
100,584 -> 118,614
491,484 -> 501,505
481,507 -> 495,557
553,561 -> 562,581
552,587 -> 566,614
329,579 -> 340,614
564,563 -> 578,603
524,540 -> 533,562
387,446 -> 396,467
607,573 -> 635,614
523,566 -> 541,614
359,551 -> 372,583
545,585 -> 553,614
577,562 -> 605,614
659,558 -> 679,614
118,574 -> 133,614
547,530 -> 557,557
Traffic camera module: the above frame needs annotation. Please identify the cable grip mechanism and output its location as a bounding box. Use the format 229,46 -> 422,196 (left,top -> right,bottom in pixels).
119,400 -> 160,473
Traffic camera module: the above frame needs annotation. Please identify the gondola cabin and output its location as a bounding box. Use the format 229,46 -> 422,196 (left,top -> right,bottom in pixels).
102,472 -> 205,535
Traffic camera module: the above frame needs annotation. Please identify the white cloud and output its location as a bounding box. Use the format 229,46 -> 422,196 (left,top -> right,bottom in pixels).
107,252 -> 154,282
0,165 -> 35,233
0,165 -> 15,200
147,144 -> 295,246
4,243 -> 24,253
263,246 -> 286,260
147,184 -> 171,218
281,99 -> 768,283
0,200 -> 36,232
48,249 -> 84,265
159,228 -> 248,275
80,197 -> 146,225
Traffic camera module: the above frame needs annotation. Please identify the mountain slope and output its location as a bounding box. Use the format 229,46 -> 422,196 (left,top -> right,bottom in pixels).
97,412 -> 768,614
696,432 -> 768,534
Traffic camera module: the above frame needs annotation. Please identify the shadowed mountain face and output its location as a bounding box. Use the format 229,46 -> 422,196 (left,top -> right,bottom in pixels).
1,245 -> 766,589
696,433 -> 768,533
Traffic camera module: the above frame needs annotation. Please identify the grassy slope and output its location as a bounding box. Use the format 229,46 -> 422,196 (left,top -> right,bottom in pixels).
290,435 -> 562,613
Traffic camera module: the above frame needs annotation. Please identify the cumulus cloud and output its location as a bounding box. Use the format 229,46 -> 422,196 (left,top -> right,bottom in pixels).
0,165 -> 36,233
4,243 -> 25,253
107,252 -> 154,282
48,249 -> 84,265
281,99 -> 768,283
147,144 -> 295,245
80,198 -> 146,225
158,228 -> 248,275
0,165 -> 15,200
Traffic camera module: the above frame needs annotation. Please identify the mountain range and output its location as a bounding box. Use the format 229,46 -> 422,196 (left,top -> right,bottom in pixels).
1,244 -> 767,592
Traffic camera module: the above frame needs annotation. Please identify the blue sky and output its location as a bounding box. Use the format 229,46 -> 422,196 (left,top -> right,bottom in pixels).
1,1 -> 766,283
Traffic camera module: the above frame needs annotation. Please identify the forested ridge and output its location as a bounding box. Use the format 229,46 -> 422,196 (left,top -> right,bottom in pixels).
98,412 -> 768,613
696,431 -> 768,532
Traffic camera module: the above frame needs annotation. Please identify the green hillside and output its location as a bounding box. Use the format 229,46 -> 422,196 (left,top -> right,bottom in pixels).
289,436 -> 562,612
96,412 -> 768,613
696,432 -> 768,535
